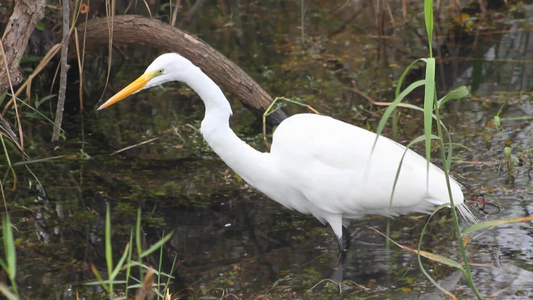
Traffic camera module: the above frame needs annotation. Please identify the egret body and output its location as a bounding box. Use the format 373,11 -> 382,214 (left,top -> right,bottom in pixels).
98,53 -> 475,251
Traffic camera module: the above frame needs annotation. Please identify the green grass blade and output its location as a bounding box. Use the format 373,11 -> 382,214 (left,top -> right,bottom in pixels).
140,232 -> 173,258
85,280 -> 127,286
388,134 -> 440,208
165,255 -> 178,296
373,80 -> 426,152
424,0 -> 434,57
89,264 -> 110,292
126,283 -> 143,290
0,283 -> 19,300
416,204 -> 468,299
406,134 -> 440,147
11,94 -> 59,128
105,204 -> 113,274
421,58 -> 435,183
2,215 -> 17,294
135,207 -> 144,280
395,59 -> 422,97
462,216 -> 533,237
501,115 -> 533,121
104,204 -> 113,297
124,230 -> 134,293
0,135 -> 17,189
0,257 -> 7,272
124,261 -> 174,278
110,243 -> 130,281
437,86 -> 469,107
375,101 -> 453,135
0,91 -> 7,107
157,234 -> 165,296
418,204 -> 463,267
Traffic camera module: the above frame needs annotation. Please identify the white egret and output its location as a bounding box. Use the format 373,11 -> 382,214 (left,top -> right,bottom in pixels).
98,53 -> 475,251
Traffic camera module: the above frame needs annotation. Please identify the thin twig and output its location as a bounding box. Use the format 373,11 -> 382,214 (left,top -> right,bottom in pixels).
101,0 -> 116,101
0,167 -> 8,213
0,40 -> 24,151
110,137 -> 160,155
170,0 -> 181,27
51,0 -> 70,143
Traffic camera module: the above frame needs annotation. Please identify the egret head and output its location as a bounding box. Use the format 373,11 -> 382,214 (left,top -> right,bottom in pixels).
97,53 -> 193,110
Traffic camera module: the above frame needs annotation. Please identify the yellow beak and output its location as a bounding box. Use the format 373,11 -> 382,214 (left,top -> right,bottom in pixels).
97,70 -> 159,110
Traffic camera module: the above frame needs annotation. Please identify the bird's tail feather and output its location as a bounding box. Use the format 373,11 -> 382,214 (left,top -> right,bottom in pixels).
457,203 -> 477,224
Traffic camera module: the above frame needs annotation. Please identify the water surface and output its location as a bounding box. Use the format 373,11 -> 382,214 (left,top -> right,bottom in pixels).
2,1 -> 532,299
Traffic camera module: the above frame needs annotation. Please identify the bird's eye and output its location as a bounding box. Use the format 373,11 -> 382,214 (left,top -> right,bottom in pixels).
158,69 -> 164,74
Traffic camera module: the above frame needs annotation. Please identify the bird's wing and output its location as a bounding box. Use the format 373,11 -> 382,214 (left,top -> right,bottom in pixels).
270,114 -> 463,217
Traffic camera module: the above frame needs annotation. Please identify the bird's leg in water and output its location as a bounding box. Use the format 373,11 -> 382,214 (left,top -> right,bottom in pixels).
336,249 -> 347,266
336,226 -> 351,265
336,235 -> 345,253
335,226 -> 352,252
342,225 -> 351,250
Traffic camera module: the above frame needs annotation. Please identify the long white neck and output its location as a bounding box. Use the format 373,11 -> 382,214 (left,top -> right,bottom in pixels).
183,65 -> 271,187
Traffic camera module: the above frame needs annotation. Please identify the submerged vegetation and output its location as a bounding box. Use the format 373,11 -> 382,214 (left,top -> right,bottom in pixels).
0,0 -> 532,299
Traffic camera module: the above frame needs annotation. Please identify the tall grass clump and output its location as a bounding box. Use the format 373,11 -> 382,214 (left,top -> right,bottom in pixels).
416,2 -> 482,297
371,0 -> 483,298
370,0 -> 533,298
87,205 -> 174,299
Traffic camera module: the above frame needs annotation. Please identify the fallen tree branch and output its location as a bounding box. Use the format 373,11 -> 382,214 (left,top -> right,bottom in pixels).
73,15 -> 286,124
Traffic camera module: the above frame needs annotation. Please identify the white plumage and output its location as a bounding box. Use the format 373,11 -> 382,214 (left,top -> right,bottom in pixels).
98,53 -> 475,250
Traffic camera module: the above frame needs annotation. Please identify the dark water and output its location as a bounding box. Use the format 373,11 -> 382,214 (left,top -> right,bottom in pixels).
2,1 -> 532,299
